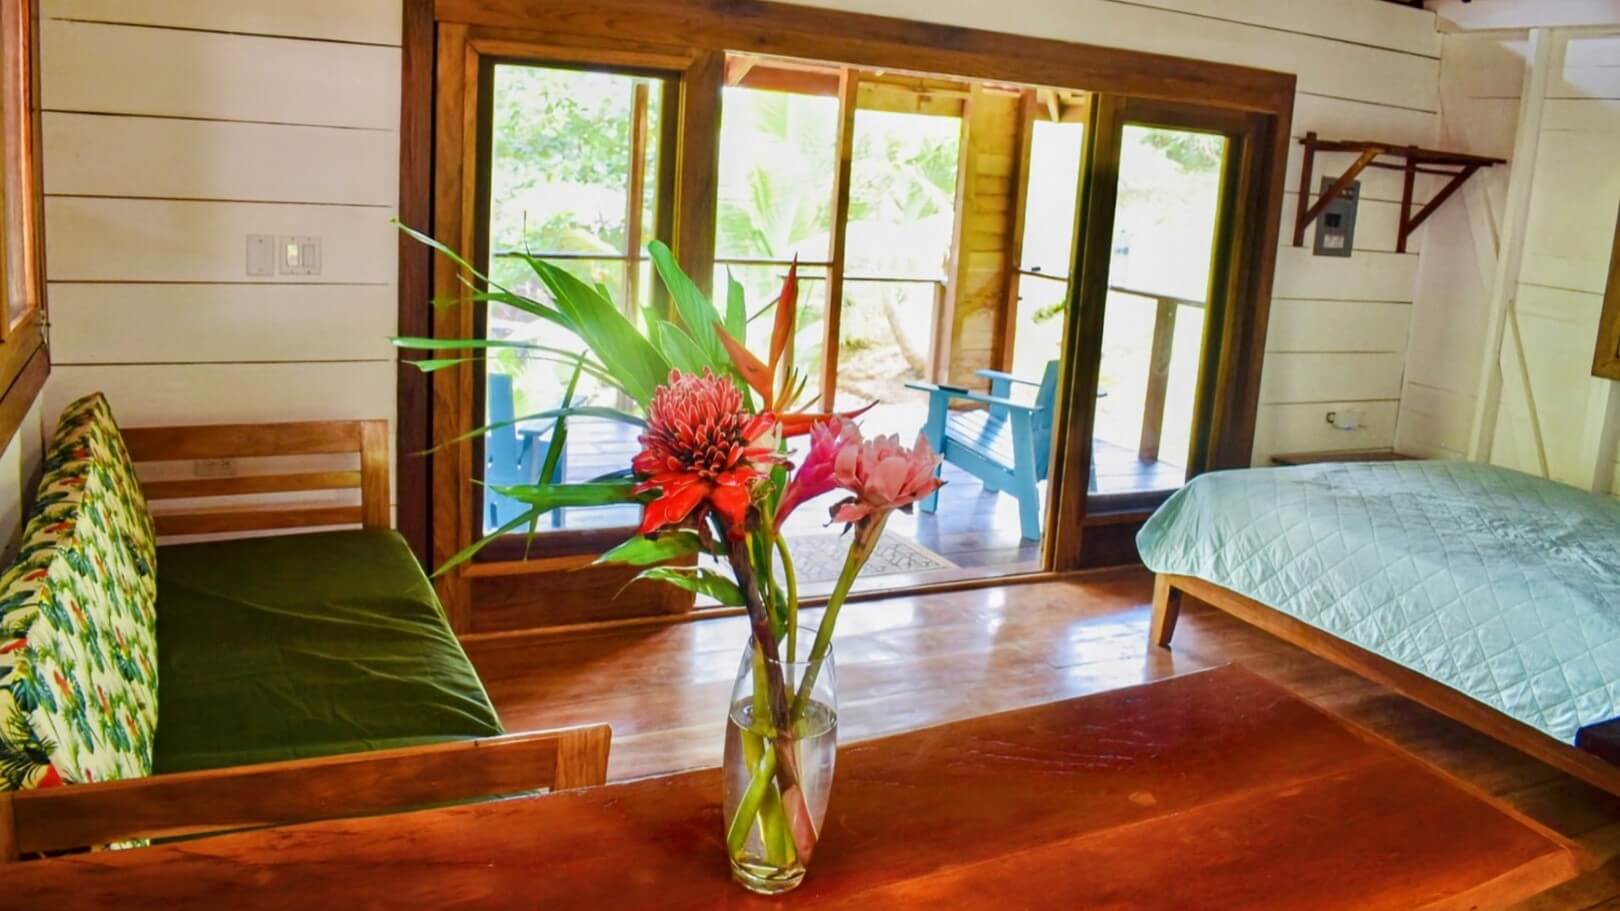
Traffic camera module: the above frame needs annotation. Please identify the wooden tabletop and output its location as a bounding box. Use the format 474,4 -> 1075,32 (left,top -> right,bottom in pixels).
11,666 -> 1579,910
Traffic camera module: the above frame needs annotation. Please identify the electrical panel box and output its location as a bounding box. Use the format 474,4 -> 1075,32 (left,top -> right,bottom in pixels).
1312,176 -> 1359,258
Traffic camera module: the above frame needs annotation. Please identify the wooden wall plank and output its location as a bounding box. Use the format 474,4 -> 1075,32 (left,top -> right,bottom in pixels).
1265,300 -> 1412,354
1395,382 -> 1472,458
45,198 -> 397,284
41,19 -> 399,129
1252,400 -> 1400,465
1097,0 -> 1441,59
1272,247 -> 1420,301
1259,352 -> 1406,404
784,0 -> 1439,109
42,0 -> 403,45
44,113 -> 398,205
45,363 -> 396,427
1291,94 -> 1438,147
49,284 -> 397,364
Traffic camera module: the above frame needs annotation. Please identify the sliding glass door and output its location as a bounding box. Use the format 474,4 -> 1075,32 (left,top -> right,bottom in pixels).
1062,97 -> 1260,521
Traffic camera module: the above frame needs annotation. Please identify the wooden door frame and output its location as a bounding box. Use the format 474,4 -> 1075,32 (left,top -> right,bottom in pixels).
1048,95 -> 1289,570
399,0 -> 1296,627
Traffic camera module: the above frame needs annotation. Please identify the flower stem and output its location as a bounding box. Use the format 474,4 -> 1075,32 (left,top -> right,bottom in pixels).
790,512 -> 888,721
774,532 -> 800,663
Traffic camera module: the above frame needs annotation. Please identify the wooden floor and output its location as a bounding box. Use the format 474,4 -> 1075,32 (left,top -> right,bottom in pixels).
463,572 -> 1620,910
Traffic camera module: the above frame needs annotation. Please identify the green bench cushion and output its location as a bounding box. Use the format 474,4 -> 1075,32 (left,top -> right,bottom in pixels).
152,529 -> 503,774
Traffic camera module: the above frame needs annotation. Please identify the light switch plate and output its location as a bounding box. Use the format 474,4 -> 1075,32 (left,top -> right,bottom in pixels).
277,235 -> 322,276
246,234 -> 275,276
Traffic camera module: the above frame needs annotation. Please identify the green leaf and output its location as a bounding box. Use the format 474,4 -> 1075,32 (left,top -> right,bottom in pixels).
408,357 -> 481,373
432,510 -> 535,577
487,480 -> 639,510
437,404 -> 644,452
628,566 -> 743,606
657,321 -> 714,375
725,269 -> 747,339
594,531 -> 707,567
649,241 -> 724,365
521,254 -> 670,405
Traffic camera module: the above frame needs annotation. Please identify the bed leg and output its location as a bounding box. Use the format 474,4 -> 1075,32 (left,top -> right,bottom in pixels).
1150,575 -> 1182,648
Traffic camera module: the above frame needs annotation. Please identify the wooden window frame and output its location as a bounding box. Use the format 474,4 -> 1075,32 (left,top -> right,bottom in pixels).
401,0 -> 1296,630
0,0 -> 47,454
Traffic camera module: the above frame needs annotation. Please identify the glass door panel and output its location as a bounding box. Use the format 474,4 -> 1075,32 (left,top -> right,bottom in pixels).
1089,123 -> 1227,502
482,62 -> 668,534
835,108 -> 962,429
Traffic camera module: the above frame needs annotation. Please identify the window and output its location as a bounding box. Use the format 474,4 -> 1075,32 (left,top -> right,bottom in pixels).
0,0 -> 47,449
481,62 -> 669,534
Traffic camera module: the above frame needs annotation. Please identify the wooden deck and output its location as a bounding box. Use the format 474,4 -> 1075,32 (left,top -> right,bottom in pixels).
464,573 -> 1620,910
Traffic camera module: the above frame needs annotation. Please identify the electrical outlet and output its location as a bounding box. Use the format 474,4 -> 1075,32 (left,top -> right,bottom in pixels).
194,458 -> 237,478
277,235 -> 322,276
246,234 -> 275,276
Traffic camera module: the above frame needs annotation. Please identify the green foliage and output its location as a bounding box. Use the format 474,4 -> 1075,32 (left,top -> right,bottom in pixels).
595,532 -> 710,567
1139,128 -> 1224,174
628,567 -> 744,606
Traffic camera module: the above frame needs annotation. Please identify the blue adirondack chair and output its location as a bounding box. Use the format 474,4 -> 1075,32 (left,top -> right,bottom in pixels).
485,373 -> 565,531
908,361 -> 1060,541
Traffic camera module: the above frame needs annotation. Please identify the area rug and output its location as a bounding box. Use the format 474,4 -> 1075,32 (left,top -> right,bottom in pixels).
784,532 -> 957,585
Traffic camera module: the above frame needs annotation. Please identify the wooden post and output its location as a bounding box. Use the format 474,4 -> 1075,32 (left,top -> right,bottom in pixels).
1468,29 -> 1552,464
1397,146 -> 1417,254
623,80 -> 650,310
820,69 -> 859,409
996,88 -> 1039,372
1138,296 -> 1178,463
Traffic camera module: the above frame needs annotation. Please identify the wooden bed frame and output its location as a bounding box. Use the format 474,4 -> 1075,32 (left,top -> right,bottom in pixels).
1151,573 -> 1620,798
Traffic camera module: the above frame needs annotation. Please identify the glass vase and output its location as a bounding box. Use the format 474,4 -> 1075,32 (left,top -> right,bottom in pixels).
721,629 -> 838,895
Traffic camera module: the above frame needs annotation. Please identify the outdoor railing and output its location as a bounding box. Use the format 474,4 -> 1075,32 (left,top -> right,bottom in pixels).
1019,270 -> 1205,465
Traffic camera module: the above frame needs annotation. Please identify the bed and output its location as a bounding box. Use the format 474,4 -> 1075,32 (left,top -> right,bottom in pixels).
1138,459 -> 1620,795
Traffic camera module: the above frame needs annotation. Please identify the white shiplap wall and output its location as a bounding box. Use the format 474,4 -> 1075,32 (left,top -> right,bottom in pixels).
781,0 -> 1443,464
37,1 -> 400,440
36,0 -> 1442,485
1397,28 -> 1620,491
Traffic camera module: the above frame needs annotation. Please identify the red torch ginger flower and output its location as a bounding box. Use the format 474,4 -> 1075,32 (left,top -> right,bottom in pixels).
830,432 -> 944,526
776,417 -> 862,526
632,369 -> 781,539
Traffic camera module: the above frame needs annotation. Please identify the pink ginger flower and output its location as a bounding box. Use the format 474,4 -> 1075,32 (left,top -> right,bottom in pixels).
631,370 -> 781,539
776,417 -> 862,525
829,432 -> 944,526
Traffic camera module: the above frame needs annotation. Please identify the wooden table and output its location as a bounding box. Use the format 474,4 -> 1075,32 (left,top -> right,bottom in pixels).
10,666 -> 1579,909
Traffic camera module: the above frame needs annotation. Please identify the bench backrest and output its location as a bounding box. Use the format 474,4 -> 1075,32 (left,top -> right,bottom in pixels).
0,393 -> 160,790
123,419 -> 390,537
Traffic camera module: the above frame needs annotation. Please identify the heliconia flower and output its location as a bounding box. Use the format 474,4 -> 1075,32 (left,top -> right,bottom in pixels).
631,369 -> 782,539
776,417 -> 862,526
830,433 -> 944,526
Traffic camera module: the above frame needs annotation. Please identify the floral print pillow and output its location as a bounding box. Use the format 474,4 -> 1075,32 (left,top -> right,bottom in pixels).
0,393 -> 158,789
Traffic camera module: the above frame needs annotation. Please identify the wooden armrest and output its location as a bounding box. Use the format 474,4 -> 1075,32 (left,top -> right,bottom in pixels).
0,724 -> 610,860
123,419 -> 390,535
974,368 -> 1041,387
905,382 -> 1038,414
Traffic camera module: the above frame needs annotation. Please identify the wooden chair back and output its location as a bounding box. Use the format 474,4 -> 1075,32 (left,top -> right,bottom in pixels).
123,419 -> 390,537
0,724 -> 610,861
1032,361 -> 1059,481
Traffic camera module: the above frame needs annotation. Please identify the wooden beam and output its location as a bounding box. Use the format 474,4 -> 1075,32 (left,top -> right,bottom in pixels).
820,70 -> 859,409
1400,162 -> 1480,251
433,0 -> 1298,116
674,50 -> 723,298
996,88 -> 1039,373
1469,29 -> 1553,463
